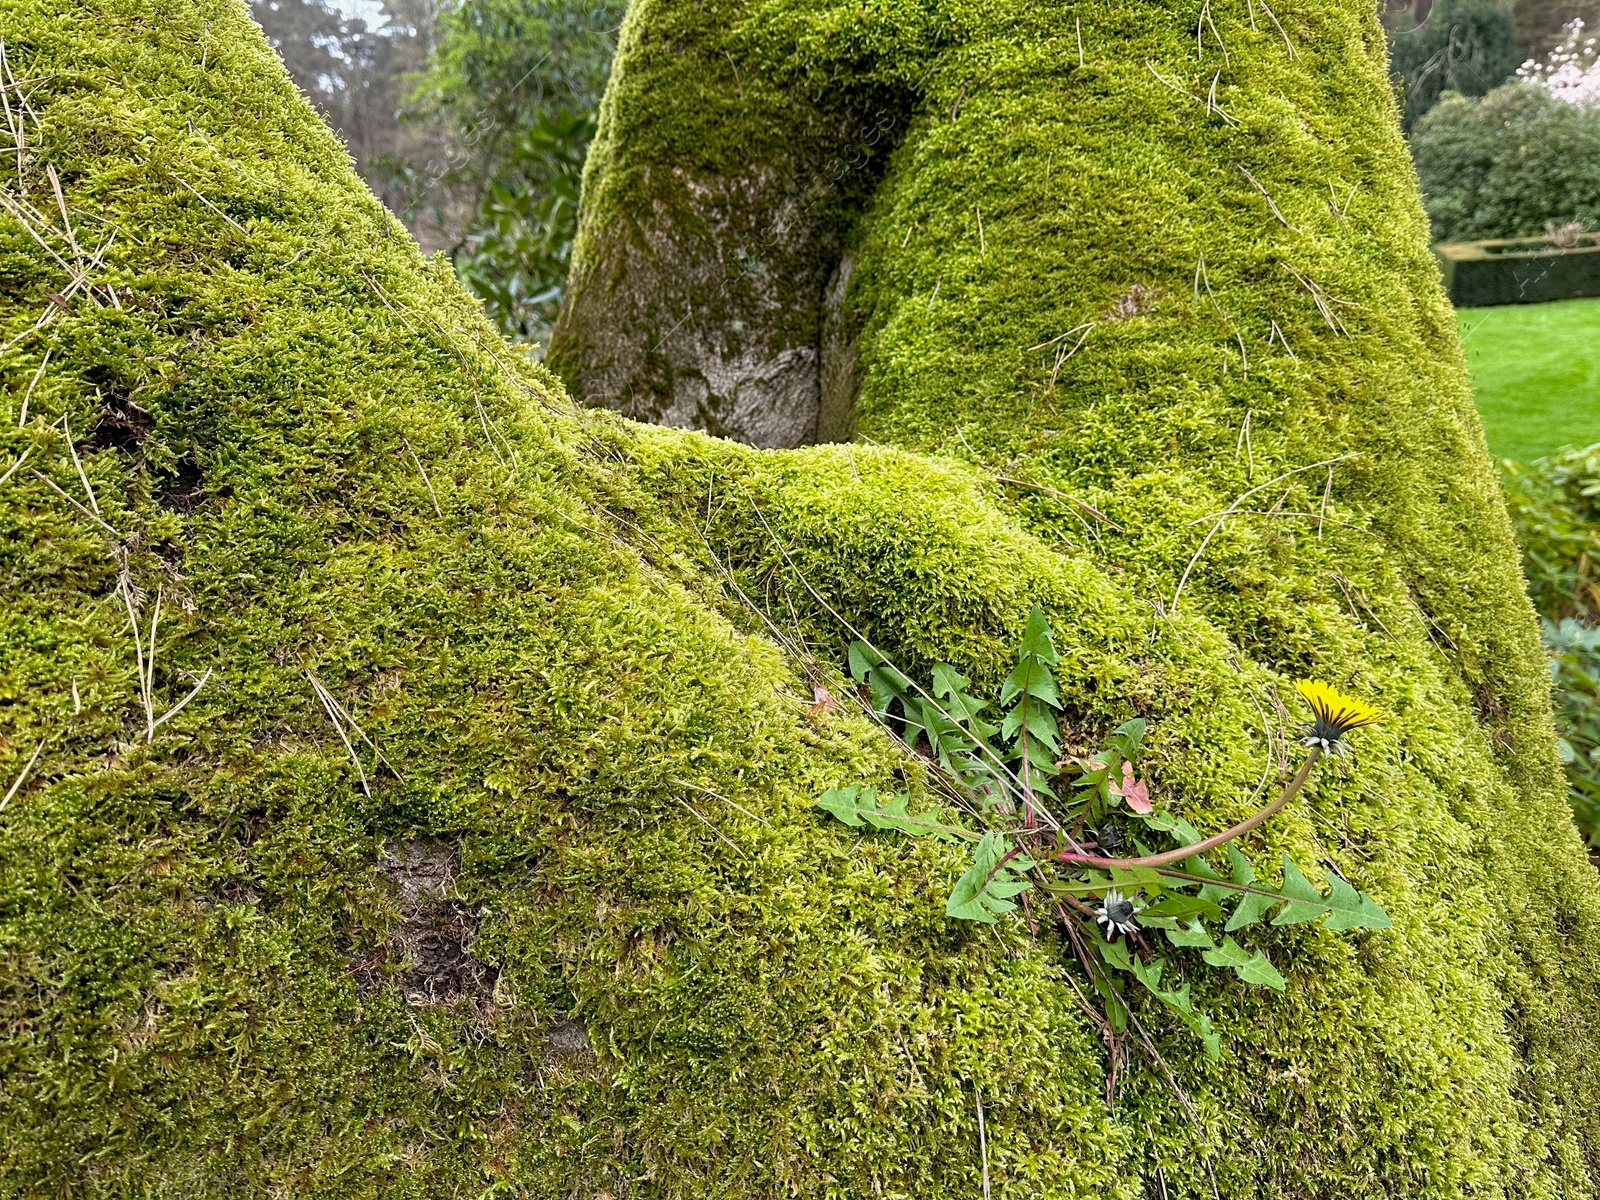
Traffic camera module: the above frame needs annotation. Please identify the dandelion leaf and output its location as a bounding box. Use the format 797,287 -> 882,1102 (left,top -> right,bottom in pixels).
1320,872 -> 1394,931
8,0 -> 1600,1193
817,786 -> 970,842
1270,856 -> 1335,927
1161,917 -> 1218,949
1225,844 -> 1282,930
945,831 -> 1030,922
1204,936 -> 1288,991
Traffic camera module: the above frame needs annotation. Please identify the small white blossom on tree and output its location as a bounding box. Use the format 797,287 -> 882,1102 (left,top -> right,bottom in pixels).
1520,20 -> 1600,108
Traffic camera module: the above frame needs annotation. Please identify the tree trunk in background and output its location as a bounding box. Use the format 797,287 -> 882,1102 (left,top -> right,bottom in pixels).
5,1 -> 1600,1197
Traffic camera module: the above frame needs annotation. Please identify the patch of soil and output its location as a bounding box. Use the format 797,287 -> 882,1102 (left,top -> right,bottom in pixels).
543,1017 -> 591,1063
154,453 -> 205,512
1104,283 -> 1162,321
84,387 -> 150,454
376,838 -> 495,1006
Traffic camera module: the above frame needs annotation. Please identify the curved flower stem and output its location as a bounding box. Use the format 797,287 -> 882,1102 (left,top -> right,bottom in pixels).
1056,747 -> 1321,870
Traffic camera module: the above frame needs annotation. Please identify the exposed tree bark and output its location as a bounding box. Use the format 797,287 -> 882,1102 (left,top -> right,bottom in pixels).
3,1 -> 1600,1197
549,1 -> 906,445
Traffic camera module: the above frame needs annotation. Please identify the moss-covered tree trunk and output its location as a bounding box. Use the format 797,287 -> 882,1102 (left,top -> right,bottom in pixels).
4,0 -> 1600,1196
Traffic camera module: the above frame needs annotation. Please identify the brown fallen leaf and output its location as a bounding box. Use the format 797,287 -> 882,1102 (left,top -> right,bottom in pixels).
808,683 -> 836,718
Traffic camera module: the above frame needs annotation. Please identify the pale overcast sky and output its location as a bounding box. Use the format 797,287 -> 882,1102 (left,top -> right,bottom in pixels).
329,0 -> 389,24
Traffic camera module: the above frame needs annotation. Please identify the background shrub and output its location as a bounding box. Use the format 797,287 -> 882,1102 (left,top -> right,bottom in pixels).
1542,618 -> 1600,845
1505,444 -> 1600,846
1412,80 -> 1600,239
1502,442 -> 1600,619
413,0 -> 626,346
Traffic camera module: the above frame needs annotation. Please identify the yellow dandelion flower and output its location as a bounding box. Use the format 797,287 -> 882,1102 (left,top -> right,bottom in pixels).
1294,679 -> 1381,756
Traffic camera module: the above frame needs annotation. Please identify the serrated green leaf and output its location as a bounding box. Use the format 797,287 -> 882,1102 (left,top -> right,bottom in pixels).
1225,890 -> 1279,931
1070,868 -> 1114,889
1086,962 -> 1129,1031
817,785 -> 867,826
1271,856 -> 1334,926
1027,667 -> 1062,708
999,607 -> 1063,713
946,870 -> 1002,924
862,789 -> 911,826
946,831 -> 1031,923
846,642 -> 913,715
984,894 -> 1021,916
1201,936 -> 1251,970
1227,843 -> 1257,884
1161,917 -> 1217,949
1109,865 -> 1167,893
1320,872 -> 1393,931
1162,851 -> 1231,903
1128,952 -> 1166,991
985,878 -> 1032,899
1223,844 -> 1280,930
1003,709 -> 1063,770
816,786 -> 973,843
846,642 -> 875,683
1110,717 -> 1147,758
930,661 -> 971,700
1017,604 -> 1061,667
1001,700 -> 1059,742
867,669 -> 910,716
1120,953 -> 1221,1060
1094,935 -> 1135,971
930,664 -> 1000,737
1236,951 -> 1287,990
1203,936 -> 1286,990
916,700 -> 971,767
1142,894 -> 1224,922
1073,761 -> 1110,788
1140,810 -> 1203,846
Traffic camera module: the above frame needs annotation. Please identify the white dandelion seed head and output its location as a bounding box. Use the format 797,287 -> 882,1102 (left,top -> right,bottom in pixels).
1094,888 -> 1141,938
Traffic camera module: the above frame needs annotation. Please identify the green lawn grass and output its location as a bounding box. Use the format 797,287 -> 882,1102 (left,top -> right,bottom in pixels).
1457,297 -> 1600,462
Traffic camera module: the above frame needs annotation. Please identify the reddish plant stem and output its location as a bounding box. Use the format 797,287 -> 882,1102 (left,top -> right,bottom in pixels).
1057,748 -> 1321,870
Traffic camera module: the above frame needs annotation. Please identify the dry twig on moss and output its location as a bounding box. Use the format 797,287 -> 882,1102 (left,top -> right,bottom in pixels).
1,737 -> 44,812
674,796 -> 748,857
1171,453 -> 1360,611
1197,0 -> 1230,64
172,174 -> 246,234
1237,165 -> 1296,230
1146,60 -> 1240,127
17,347 -> 48,426
28,467 -> 120,538
306,670 -> 370,796
1282,263 -> 1355,336
120,582 -> 211,743
404,438 -> 443,516
1257,0 -> 1297,56
0,448 -> 28,486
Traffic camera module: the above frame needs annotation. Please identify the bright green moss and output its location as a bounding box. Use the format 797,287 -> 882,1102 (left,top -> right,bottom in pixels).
559,0 -> 1600,1194
6,0 -> 1600,1197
